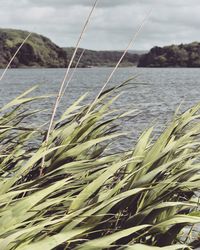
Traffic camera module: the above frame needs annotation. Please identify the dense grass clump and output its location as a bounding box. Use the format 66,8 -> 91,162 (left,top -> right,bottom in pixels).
0,83 -> 200,250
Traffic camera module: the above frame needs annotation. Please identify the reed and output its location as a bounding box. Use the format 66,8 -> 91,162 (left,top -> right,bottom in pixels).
0,2 -> 199,249
0,32 -> 31,82
0,83 -> 199,249
40,0 -> 99,175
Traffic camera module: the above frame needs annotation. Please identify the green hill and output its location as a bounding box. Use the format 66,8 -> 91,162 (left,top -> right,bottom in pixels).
138,42 -> 200,67
0,28 -> 142,68
0,28 -> 68,68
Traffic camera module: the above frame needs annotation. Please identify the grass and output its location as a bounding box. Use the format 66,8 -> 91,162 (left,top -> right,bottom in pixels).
0,2 -> 199,249
0,81 -> 199,249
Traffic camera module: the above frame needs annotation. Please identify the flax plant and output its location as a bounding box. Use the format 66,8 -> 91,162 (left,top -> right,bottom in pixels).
0,82 -> 199,250
0,2 -> 199,249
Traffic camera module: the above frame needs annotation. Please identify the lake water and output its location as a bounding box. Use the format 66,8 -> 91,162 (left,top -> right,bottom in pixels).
1,67 -> 200,150
1,67 -> 200,248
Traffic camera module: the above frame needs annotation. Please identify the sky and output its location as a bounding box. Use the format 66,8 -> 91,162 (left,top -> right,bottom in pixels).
1,0 -> 200,51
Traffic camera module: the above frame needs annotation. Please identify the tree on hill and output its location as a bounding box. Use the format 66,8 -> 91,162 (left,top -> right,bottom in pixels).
138,42 -> 200,67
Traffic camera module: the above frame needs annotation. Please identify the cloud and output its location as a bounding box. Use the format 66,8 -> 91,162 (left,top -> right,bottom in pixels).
27,0 -> 141,8
0,0 -> 200,50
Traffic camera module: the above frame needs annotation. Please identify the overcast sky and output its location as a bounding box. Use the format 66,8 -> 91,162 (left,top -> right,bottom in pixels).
1,0 -> 200,51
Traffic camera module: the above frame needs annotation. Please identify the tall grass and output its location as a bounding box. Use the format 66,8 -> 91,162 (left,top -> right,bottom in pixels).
0,2 -> 199,249
0,82 -> 199,250
40,0 -> 99,174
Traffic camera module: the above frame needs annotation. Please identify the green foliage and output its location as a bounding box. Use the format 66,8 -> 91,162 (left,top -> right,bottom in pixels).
64,47 -> 140,67
138,42 -> 200,67
0,28 -> 68,68
0,28 -> 141,68
0,83 -> 200,249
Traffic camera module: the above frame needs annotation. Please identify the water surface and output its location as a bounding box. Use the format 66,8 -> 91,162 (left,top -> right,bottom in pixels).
1,67 -> 200,150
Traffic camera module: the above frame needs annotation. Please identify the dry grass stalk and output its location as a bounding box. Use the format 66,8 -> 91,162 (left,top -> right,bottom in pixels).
0,33 -> 31,82
59,49 -> 85,102
86,9 -> 152,115
40,0 -> 99,175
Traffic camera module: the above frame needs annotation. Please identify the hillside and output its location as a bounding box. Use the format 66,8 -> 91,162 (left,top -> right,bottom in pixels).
138,42 -> 200,67
64,47 -> 141,67
0,28 -> 68,68
0,28 -> 141,68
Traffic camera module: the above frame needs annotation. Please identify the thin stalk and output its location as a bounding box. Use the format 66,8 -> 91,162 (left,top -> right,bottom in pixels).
85,9 -> 152,116
0,33 -> 31,82
59,49 -> 85,102
40,0 -> 98,175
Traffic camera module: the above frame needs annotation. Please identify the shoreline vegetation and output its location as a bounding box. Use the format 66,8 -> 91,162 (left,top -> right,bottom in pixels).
138,42 -> 200,67
0,28 -> 140,68
1,28 -> 200,69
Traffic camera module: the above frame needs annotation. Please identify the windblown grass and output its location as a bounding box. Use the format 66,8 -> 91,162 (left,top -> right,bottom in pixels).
0,2 -> 199,249
0,81 -> 199,250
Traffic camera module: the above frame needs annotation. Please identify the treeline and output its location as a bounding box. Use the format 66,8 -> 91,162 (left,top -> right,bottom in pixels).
0,28 -> 141,68
138,42 -> 200,67
0,29 -> 68,68
64,47 -> 140,67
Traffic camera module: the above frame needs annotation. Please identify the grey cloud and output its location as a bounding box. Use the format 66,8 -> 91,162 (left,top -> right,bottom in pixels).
27,0 -> 141,8
1,0 -> 200,50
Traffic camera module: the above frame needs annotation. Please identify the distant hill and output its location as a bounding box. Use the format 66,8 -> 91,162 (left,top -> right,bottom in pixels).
138,42 -> 200,67
0,28 -> 142,68
0,28 -> 68,68
127,50 -> 148,55
63,47 -> 141,67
